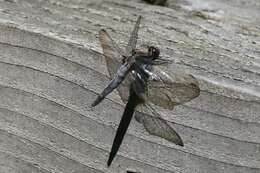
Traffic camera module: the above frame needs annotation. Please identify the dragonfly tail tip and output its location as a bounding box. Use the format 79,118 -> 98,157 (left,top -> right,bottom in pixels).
91,95 -> 104,107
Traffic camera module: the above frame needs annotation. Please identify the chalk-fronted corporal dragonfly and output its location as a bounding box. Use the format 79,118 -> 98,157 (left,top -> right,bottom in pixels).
92,16 -> 200,167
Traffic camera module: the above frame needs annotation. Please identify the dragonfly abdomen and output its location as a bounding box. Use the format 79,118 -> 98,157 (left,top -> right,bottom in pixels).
91,62 -> 132,107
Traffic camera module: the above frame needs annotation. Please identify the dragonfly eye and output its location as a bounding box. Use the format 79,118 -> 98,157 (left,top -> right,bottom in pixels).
148,46 -> 160,59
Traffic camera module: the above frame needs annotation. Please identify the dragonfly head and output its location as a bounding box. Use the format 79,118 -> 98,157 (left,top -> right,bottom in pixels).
148,46 -> 160,60
134,45 -> 160,62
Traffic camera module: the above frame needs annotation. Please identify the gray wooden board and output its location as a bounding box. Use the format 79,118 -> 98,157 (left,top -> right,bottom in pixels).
0,0 -> 259,172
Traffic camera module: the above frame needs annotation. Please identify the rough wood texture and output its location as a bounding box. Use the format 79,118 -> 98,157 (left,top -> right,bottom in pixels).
0,0 -> 259,172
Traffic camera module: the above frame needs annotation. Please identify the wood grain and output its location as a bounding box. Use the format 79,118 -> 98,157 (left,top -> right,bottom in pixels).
0,0 -> 259,172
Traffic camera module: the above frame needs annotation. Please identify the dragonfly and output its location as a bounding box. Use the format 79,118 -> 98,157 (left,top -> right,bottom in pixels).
91,16 -> 200,167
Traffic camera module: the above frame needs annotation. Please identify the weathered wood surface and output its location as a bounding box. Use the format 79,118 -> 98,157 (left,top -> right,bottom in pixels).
0,0 -> 259,172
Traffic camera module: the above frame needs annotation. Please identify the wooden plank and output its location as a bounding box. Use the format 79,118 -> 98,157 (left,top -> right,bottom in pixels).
0,0 -> 259,172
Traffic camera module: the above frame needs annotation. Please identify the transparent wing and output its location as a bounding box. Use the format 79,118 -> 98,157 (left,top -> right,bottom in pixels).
99,29 -> 125,58
99,29 -> 131,103
145,66 -> 200,110
135,103 -> 184,146
125,16 -> 142,57
99,29 -> 124,63
99,16 -> 142,103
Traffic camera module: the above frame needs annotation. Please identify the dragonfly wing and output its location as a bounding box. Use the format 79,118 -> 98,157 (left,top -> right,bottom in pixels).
125,16 -> 142,57
99,29 -> 125,59
99,29 -> 132,103
146,66 -> 200,110
135,103 -> 184,146
99,16 -> 142,103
